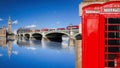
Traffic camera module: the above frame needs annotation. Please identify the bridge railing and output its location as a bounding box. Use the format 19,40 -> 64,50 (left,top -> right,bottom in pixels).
18,29 -> 79,34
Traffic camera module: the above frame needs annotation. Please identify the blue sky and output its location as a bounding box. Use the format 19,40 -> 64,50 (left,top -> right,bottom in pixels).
0,0 -> 81,32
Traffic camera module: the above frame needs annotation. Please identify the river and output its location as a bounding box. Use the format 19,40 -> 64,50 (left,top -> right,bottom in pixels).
0,37 -> 76,68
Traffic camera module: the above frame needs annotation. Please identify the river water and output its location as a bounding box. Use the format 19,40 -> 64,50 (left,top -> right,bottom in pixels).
0,37 -> 75,68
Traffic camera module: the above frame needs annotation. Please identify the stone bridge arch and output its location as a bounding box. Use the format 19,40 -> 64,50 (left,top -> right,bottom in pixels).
32,33 -> 42,40
73,33 -> 82,40
45,32 -> 69,42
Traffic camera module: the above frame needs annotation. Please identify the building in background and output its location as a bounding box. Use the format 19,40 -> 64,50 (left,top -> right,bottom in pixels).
0,26 -> 6,37
8,16 -> 12,34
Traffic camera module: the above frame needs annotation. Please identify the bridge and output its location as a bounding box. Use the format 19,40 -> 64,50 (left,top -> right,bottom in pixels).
17,25 -> 81,45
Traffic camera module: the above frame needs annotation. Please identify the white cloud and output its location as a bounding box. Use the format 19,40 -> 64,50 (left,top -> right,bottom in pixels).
25,24 -> 36,28
12,20 -> 18,24
0,54 -> 3,57
0,18 -> 3,21
12,51 -> 18,55
26,47 -> 36,51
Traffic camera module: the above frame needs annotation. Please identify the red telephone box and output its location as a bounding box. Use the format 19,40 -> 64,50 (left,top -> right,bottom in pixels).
82,1 -> 120,68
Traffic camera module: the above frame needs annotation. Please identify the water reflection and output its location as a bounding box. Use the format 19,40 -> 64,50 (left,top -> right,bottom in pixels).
0,37 -> 6,48
7,41 -> 12,58
0,37 -> 76,56
0,37 -> 13,58
17,39 -> 30,47
0,37 -> 75,68
14,38 -> 73,50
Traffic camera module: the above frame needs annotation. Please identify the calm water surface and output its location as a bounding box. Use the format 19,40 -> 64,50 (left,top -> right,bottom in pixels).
0,38 -> 75,68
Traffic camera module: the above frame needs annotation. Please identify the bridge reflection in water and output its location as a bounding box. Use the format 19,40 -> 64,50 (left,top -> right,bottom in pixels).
0,37 -> 81,68
15,37 -> 78,48
0,37 -> 78,56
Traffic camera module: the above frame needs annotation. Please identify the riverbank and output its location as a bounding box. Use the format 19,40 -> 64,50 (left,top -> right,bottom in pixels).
76,40 -> 82,68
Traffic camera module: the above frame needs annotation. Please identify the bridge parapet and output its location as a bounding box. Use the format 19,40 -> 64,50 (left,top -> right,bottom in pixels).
17,29 -> 81,40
